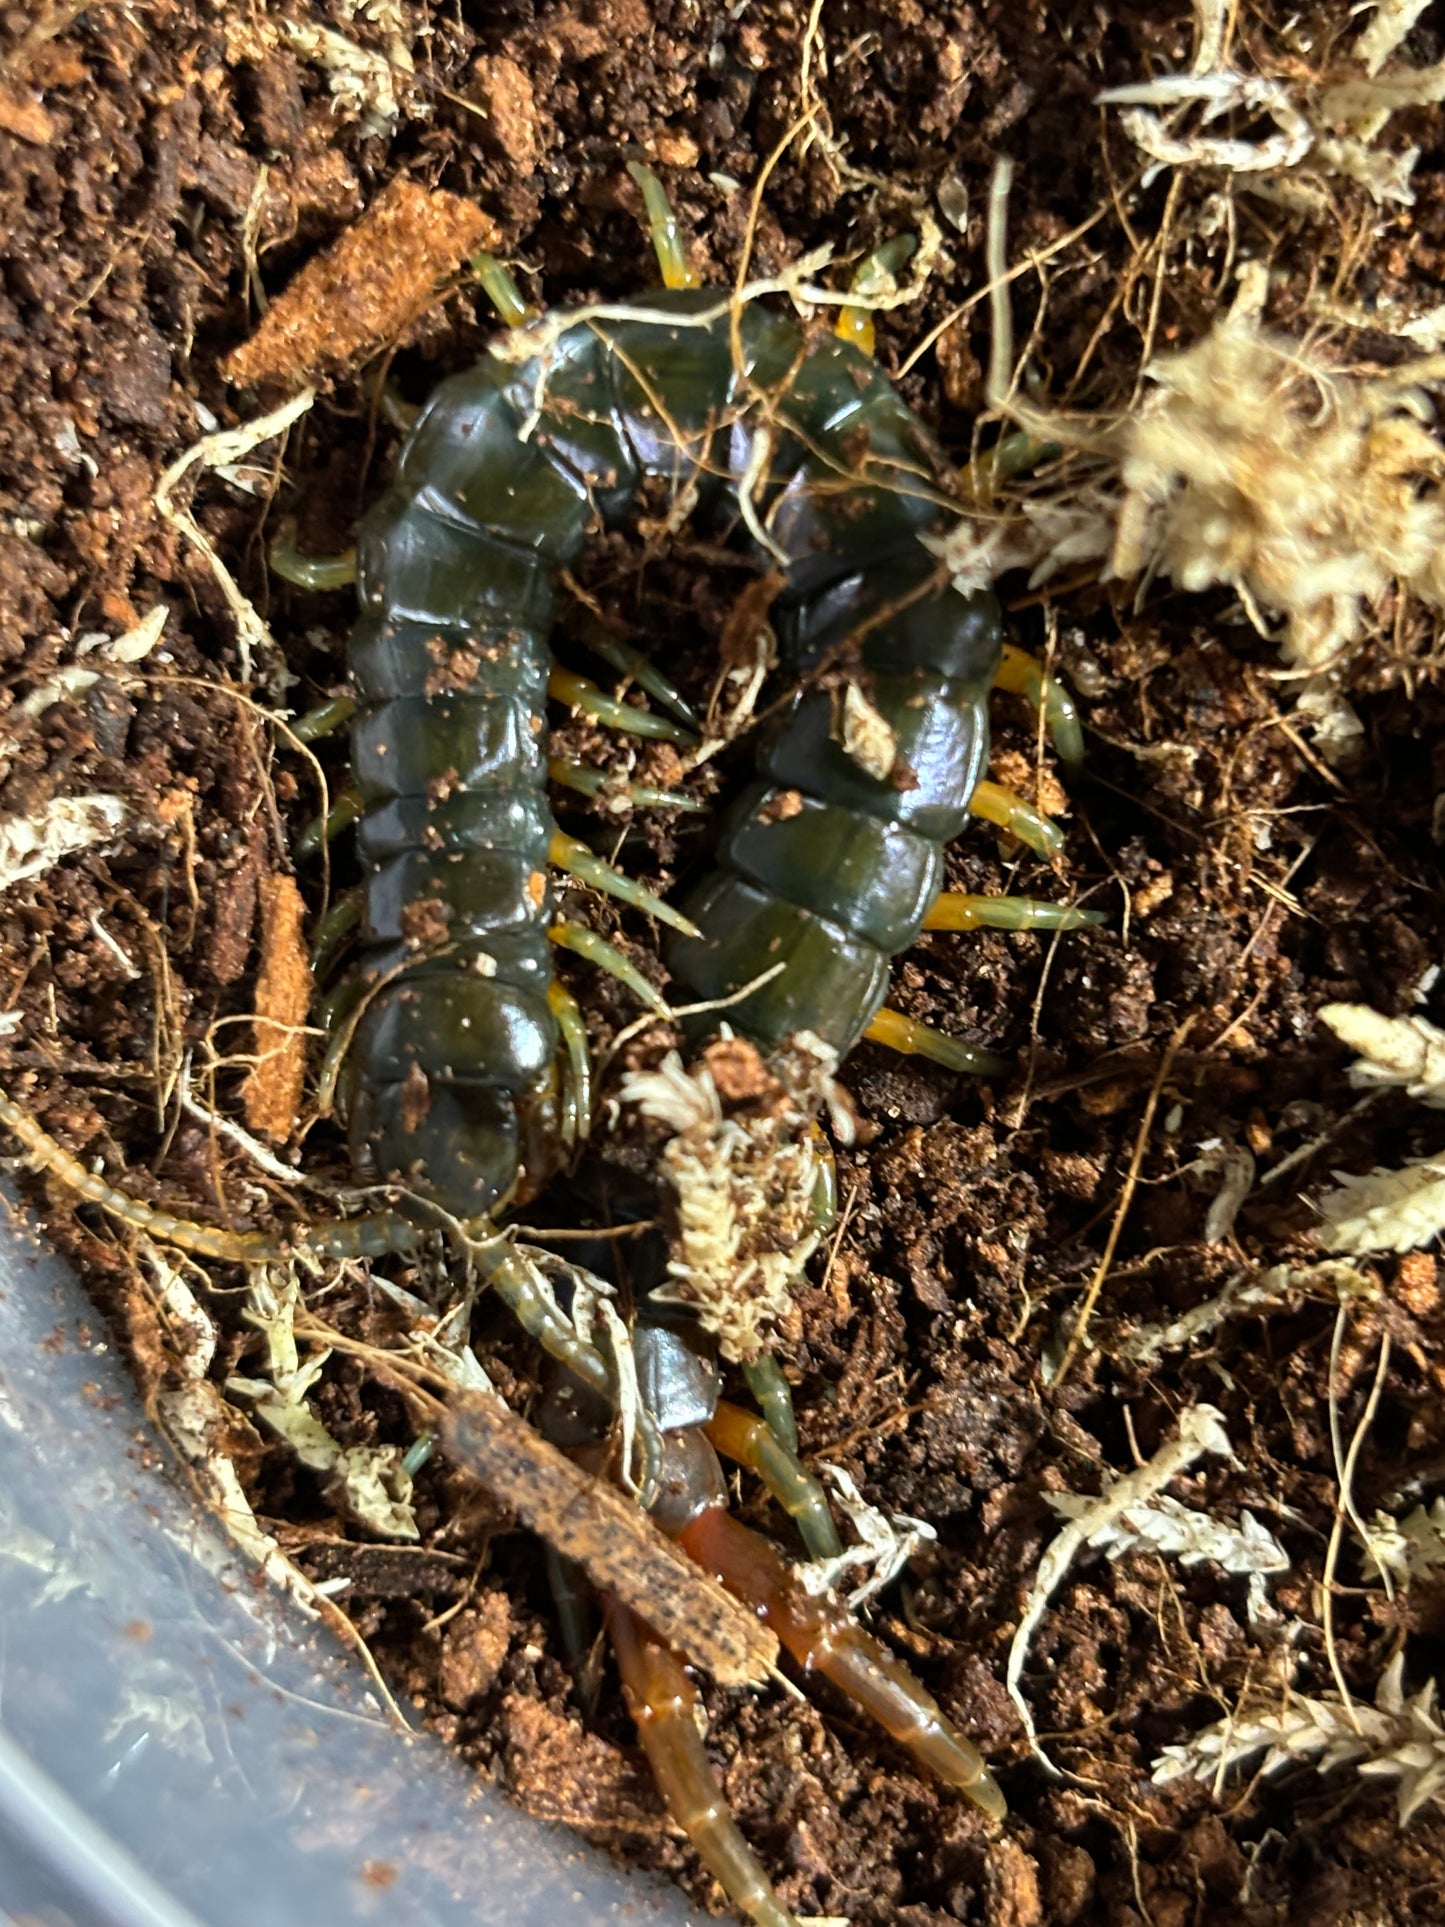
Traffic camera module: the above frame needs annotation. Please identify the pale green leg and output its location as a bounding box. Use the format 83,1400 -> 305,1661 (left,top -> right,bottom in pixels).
310,890 -> 363,980
549,830 -> 699,938
271,521 -> 358,592
291,694 -> 358,745
923,892 -> 1103,935
548,758 -> 704,815
584,631 -> 701,731
547,979 -> 592,1147
743,1356 -> 801,1460
296,786 -> 364,862
549,666 -> 695,745
548,920 -> 668,1015
706,1402 -> 842,1563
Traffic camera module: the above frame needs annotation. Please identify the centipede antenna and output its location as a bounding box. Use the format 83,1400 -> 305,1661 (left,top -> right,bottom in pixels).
471,249 -> 532,327
604,1597 -> 799,1927
968,778 -> 1066,861
626,162 -> 700,292
707,1400 -> 842,1563
582,629 -> 703,730
835,234 -> 917,357
270,521 -> 359,592
295,786 -> 364,862
546,979 -> 592,1146
922,891 -> 1105,934
678,1506 -> 1006,1822
741,1355 -> 801,1459
548,920 -> 670,1016
547,757 -> 706,815
290,693 -> 359,744
548,830 -> 701,938
863,1007 -> 1006,1078
547,666 -> 696,745
0,1088 -> 444,1267
0,1089 -> 286,1264
993,644 -> 1084,764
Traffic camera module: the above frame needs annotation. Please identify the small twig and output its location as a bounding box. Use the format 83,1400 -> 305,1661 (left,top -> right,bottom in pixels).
1054,1013 -> 1195,1384
1322,1312 -> 1393,1724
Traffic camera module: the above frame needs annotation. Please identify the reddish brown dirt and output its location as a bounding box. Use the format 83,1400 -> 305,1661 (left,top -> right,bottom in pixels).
4,4 -> 1445,1925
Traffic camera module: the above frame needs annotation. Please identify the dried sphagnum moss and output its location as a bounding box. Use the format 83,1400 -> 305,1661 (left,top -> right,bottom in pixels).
1110,306 -> 1445,673
620,1031 -> 839,1364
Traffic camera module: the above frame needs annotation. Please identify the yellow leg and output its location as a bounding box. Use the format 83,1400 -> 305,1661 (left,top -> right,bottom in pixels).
969,778 -> 1064,861
270,520 -> 358,591
835,234 -> 917,356
471,250 -> 532,327
705,1401 -> 841,1563
627,162 -> 699,290
994,644 -> 1084,764
863,1007 -> 1005,1077
923,891 -> 1103,933
547,980 -> 592,1146
548,920 -> 668,1016
548,830 -> 700,938
606,1599 -> 797,1927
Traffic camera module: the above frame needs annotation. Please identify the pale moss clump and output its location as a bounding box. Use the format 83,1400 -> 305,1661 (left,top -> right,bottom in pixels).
1111,308 -> 1445,672
620,1030 -> 839,1364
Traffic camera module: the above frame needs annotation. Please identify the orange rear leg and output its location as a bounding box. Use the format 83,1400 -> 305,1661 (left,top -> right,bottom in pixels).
605,1595 -> 799,1927
678,1505 -> 1006,1821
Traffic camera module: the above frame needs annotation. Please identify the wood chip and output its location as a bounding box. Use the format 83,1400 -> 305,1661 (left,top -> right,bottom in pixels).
242,874 -> 313,1142
0,82 -> 54,145
221,178 -> 500,390
441,1393 -> 778,1687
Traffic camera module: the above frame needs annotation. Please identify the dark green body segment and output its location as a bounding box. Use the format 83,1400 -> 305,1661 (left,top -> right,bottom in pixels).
345,290 -> 1000,1215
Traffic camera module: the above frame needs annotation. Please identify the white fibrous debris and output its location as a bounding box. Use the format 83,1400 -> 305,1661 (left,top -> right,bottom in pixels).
372,1275 -> 493,1393
155,390 -> 314,687
227,1374 -> 418,1541
1154,1652 -> 1445,1826
229,1267 -> 418,1540
1100,5 -> 1445,210
225,13 -> 416,136
1355,0 -> 1432,78
156,1380 -> 325,1617
1047,1489 -> 1287,1577
139,1240 -> 217,1380
1,605 -> 168,750
621,1031 -> 838,1363
1109,308 -> 1445,674
1118,1260 -> 1376,1365
838,680 -> 898,783
796,1464 -> 938,1611
1361,1500 -> 1445,1588
1319,1002 -> 1445,1105
923,494 -> 1115,598
0,794 -> 125,891
1100,71 -> 1312,182
1007,1404 -> 1234,1770
1200,1141 -> 1256,1244
1317,1156 -> 1445,1256
1293,680 -> 1366,766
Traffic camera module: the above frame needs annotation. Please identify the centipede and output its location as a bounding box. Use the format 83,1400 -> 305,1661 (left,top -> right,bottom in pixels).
0,170 -> 1100,1927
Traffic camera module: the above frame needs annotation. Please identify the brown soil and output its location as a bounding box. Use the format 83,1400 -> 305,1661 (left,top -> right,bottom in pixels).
4,3 -> 1445,1925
